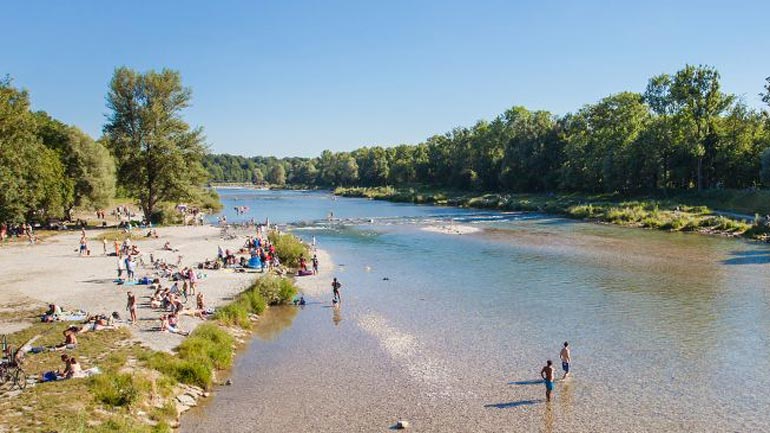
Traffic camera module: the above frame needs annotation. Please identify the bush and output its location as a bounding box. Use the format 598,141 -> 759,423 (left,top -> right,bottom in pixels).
146,352 -> 213,389
268,230 -> 309,268
89,372 -> 145,407
177,323 -> 234,370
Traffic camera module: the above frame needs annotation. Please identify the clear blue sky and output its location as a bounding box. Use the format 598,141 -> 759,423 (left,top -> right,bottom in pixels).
3,0 -> 769,157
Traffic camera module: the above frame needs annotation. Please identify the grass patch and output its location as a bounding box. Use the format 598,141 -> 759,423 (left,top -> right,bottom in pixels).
214,276 -> 297,328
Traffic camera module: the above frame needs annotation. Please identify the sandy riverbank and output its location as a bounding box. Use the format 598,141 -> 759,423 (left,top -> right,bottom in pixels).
292,247 -> 334,298
0,225 -> 256,352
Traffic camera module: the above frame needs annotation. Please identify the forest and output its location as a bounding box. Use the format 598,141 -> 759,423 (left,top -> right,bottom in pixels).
206,65 -> 770,196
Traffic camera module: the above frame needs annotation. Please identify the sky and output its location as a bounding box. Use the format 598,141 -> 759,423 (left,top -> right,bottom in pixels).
3,0 -> 769,157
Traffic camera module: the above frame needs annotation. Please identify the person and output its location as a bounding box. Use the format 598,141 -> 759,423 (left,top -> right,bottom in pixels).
540,360 -> 555,402
116,254 -> 126,280
299,296 -> 306,306
126,291 -> 137,324
187,267 -> 198,296
560,341 -> 571,379
58,326 -> 80,349
196,292 -> 205,311
43,304 -> 62,322
78,236 -> 88,256
113,239 -> 120,256
65,356 -> 82,378
102,238 -> 107,255
331,277 -> 341,303
126,256 -> 136,281
312,254 -> 319,274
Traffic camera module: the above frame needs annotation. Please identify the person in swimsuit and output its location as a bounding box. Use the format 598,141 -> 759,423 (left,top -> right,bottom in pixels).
560,341 -> 571,379
331,278 -> 341,303
126,291 -> 137,324
541,360 -> 555,402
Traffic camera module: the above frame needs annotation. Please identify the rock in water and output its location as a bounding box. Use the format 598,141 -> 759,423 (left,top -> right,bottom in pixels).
394,420 -> 409,429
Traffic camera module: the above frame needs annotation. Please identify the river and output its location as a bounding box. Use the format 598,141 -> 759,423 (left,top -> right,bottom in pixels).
181,188 -> 770,432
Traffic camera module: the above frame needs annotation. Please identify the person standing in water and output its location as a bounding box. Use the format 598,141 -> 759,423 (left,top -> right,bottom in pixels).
331,277 -> 341,303
560,341 -> 571,379
541,360 -> 555,402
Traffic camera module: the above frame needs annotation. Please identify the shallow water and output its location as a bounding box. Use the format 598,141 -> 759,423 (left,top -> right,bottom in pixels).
183,189 -> 770,432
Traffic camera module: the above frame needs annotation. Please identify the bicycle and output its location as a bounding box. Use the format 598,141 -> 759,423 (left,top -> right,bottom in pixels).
0,361 -> 28,390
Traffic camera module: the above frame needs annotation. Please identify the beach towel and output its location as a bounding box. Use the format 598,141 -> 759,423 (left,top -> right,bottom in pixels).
57,311 -> 88,322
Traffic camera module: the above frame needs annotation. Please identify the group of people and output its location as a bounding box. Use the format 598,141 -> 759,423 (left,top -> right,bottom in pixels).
539,341 -> 572,402
0,222 -> 36,244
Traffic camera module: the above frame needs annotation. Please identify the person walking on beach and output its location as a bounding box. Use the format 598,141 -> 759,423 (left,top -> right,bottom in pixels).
312,254 -> 319,274
560,342 -> 571,379
126,291 -> 137,324
331,277 -> 341,303
541,360 -> 555,402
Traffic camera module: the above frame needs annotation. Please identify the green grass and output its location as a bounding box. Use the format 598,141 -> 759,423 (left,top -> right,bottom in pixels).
214,276 -> 297,328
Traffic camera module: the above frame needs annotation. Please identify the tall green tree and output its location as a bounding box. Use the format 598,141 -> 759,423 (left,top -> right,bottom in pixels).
669,65 -> 733,190
104,67 -> 208,222
0,78 -> 69,222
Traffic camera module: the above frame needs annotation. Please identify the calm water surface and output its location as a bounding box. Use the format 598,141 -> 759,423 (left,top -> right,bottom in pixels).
182,189 -> 770,432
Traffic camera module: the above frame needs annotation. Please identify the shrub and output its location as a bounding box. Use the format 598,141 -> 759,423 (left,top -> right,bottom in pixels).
177,323 -> 234,370
89,372 -> 145,407
268,230 -> 309,268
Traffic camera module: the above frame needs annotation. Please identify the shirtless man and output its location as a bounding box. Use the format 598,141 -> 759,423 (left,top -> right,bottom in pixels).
540,360 -> 555,402
126,291 -> 137,324
331,278 -> 341,303
560,341 -> 571,379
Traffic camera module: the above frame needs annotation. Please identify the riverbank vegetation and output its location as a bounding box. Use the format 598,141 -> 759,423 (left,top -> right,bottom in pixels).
334,186 -> 770,239
204,65 -> 770,219
0,274 -> 301,433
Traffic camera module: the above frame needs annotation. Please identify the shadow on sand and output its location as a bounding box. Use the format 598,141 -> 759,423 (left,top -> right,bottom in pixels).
484,399 -> 545,409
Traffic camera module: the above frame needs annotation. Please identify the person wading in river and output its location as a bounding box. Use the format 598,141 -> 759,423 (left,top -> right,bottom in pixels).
541,360 -> 555,402
331,277 -> 341,303
560,341 -> 571,379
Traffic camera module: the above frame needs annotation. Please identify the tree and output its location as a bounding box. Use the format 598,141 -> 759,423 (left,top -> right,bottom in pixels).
0,78 -> 69,222
34,111 -> 116,211
267,164 -> 286,185
669,65 -> 733,191
252,167 -> 265,184
104,67 -> 208,222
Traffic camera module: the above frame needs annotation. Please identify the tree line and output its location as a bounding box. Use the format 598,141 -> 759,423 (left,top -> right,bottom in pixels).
1,68 -> 210,224
206,65 -> 770,195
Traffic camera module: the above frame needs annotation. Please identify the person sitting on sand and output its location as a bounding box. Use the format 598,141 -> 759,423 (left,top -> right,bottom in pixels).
160,314 -> 189,336
55,326 -> 80,349
196,292 -> 205,311
163,241 -> 173,251
43,304 -> 63,322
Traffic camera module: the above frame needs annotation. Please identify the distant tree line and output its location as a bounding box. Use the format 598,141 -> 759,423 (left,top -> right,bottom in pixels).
206,65 -> 770,194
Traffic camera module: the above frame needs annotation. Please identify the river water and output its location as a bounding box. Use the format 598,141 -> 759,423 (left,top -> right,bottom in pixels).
182,189 -> 770,432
